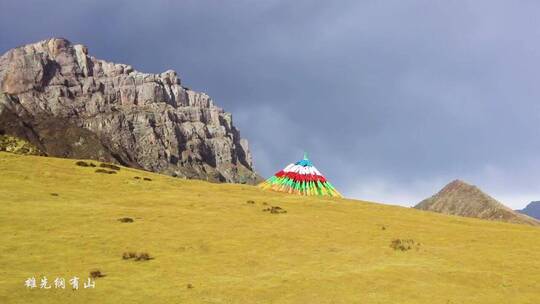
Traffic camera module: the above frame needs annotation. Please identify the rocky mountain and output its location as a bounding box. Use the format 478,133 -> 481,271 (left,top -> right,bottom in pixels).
517,201 -> 540,220
415,180 -> 540,226
0,38 -> 260,183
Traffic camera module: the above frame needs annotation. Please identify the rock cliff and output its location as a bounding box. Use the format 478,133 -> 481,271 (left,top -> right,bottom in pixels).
0,38 -> 259,183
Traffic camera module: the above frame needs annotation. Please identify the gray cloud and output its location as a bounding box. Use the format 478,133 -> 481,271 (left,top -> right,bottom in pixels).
2,0 -> 540,208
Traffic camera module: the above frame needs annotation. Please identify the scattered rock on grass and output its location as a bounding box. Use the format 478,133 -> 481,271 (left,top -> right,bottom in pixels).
122,252 -> 137,260
122,252 -> 153,261
95,169 -> 117,174
118,217 -> 134,223
89,270 -> 106,278
390,239 -> 420,251
135,252 -> 153,261
263,206 -> 287,214
75,161 -> 96,167
99,163 -> 121,171
143,177 -> 152,181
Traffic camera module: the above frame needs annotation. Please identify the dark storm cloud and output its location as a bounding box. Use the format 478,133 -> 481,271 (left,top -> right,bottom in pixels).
2,0 -> 540,208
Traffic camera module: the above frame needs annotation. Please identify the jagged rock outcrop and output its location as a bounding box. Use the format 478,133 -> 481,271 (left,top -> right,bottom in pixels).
415,180 -> 540,226
517,201 -> 540,220
0,38 -> 260,183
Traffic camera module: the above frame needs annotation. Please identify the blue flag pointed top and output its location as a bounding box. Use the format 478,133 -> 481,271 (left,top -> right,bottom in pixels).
296,152 -> 312,167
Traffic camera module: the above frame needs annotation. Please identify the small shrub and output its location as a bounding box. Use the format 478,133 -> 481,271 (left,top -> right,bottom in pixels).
89,163 -> 96,167
262,202 -> 268,205
118,217 -> 134,223
75,161 -> 90,167
246,200 -> 255,204
143,177 -> 152,181
99,163 -> 121,171
89,270 -> 106,278
263,206 -> 287,214
50,193 -> 59,197
390,239 -> 419,251
95,169 -> 117,174
186,283 -> 194,289
381,226 -> 387,230
134,176 -> 141,179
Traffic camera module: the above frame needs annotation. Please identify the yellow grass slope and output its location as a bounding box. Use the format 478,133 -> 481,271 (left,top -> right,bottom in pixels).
0,152 -> 539,304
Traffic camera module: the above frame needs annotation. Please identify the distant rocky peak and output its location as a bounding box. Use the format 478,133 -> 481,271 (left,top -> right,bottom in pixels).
440,179 -> 474,191
415,180 -> 540,226
517,201 -> 540,220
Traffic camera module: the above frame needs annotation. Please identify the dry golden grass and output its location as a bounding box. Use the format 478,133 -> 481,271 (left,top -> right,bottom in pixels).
0,152 -> 539,303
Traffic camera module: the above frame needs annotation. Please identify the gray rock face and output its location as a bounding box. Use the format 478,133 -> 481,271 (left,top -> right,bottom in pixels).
0,38 -> 260,183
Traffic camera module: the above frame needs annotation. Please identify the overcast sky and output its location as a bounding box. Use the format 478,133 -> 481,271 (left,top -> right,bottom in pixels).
2,0 -> 540,208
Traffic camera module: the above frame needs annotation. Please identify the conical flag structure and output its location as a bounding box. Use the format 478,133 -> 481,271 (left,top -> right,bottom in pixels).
259,153 -> 342,197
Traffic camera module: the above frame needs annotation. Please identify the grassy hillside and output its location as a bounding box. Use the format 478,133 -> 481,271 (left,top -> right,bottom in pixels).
0,152 -> 539,303
0,135 -> 43,156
